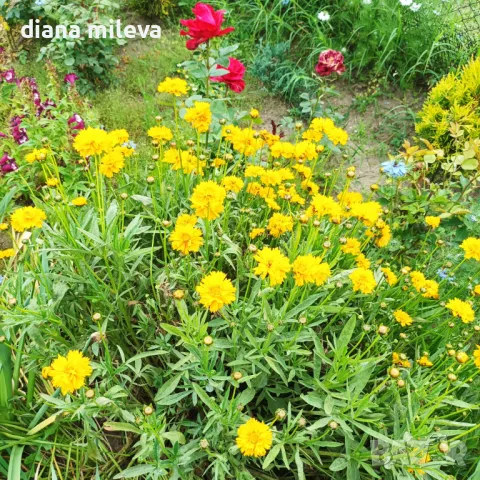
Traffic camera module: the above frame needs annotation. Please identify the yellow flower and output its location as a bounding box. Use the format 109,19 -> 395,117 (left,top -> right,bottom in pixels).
461,237 -> 480,261
381,267 -> 398,286
446,298 -> 475,323
292,255 -> 330,286
349,268 -> 376,294
249,228 -> 265,239
425,216 -> 441,228
148,126 -> 173,143
293,141 -> 317,162
250,108 -> 260,119
375,225 -> 391,248
46,178 -> 60,187
170,224 -> 203,255
71,197 -> 87,207
337,191 -> 363,206
73,127 -> 111,157
355,253 -> 371,269
0,223 -> 8,231
0,248 -> 15,259
267,213 -> 293,238
349,201 -> 383,226
45,350 -> 92,395
341,238 -> 361,255
176,214 -> 198,228
190,181 -> 226,220
109,129 -> 129,146
229,128 -> 264,156
11,206 -> 46,232
25,148 -> 48,163
196,271 -> 236,312
184,101 -> 212,133
221,176 -> 244,193
308,194 -> 342,222
417,355 -> 433,367
473,346 -> 480,368
99,148 -> 125,178
422,279 -> 439,299
270,141 -> 295,159
394,310 -> 413,327
392,352 -> 411,368
474,285 -> 480,296
244,165 -> 266,178
253,247 -> 291,286
236,418 -> 272,457
157,77 -> 189,96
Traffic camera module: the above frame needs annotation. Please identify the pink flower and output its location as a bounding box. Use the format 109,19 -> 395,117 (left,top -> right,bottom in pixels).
315,50 -> 346,77
210,57 -> 246,93
180,3 -> 234,50
64,73 -> 79,85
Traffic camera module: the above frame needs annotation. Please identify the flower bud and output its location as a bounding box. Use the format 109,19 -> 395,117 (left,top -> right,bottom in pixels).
92,312 -> 101,321
200,438 -> 209,449
85,389 -> 95,399
328,421 -> 338,430
232,371 -> 243,381
203,336 -> 213,346
173,290 -> 184,300
144,405 -> 154,416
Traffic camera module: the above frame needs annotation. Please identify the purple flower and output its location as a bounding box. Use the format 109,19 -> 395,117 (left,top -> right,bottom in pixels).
64,73 -> 79,85
1,69 -> 16,83
68,113 -> 85,135
10,116 -> 28,145
0,152 -> 18,174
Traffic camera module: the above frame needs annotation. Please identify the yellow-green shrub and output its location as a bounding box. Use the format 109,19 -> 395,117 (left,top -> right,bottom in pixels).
416,56 -> 480,154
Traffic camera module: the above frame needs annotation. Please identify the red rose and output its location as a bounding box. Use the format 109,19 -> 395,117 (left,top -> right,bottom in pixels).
180,3 -> 234,50
210,57 -> 246,93
315,50 -> 346,77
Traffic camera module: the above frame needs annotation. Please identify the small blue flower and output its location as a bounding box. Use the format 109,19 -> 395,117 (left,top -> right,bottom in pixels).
281,0 -> 290,5
35,0 -> 46,6
467,214 -> 478,223
0,275 -> 4,284
123,141 -> 137,150
437,268 -> 455,283
381,160 -> 408,179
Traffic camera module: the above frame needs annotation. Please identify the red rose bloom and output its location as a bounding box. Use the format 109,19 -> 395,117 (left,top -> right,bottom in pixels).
180,3 -> 234,50
210,57 -> 246,93
315,50 -> 346,77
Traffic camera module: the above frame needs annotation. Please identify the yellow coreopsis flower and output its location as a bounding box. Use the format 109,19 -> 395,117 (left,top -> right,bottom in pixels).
196,271 -> 236,312
0,248 -> 15,259
292,255 -> 330,287
169,224 -> 203,255
375,225 -> 391,248
267,213 -> 293,238
474,285 -> 480,296
11,206 -> 46,232
99,148 -> 125,178
147,126 -> 173,143
236,418 -> 272,457
417,355 -> 433,367
71,197 -> 88,207
176,214 -> 198,228
355,253 -> 371,269
25,148 -> 48,164
349,268 -> 376,294
0,223 -> 8,230
44,350 -> 93,395
341,238 -> 361,255
461,237 -> 480,261
46,178 -> 60,187
392,352 -> 411,368
446,298 -> 475,324
249,228 -> 265,239
394,310 -> 413,327
381,267 -> 398,286
109,129 -> 129,146
425,216 -> 441,229
184,101 -> 212,133
157,77 -> 189,96
221,176 -> 244,193
73,127 -> 111,157
349,201 -> 383,227
190,181 -> 226,220
253,247 -> 291,286
473,346 -> 480,369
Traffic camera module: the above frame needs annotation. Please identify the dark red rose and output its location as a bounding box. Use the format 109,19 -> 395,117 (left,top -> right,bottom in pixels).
315,50 -> 346,77
210,57 -> 246,93
180,3 -> 234,50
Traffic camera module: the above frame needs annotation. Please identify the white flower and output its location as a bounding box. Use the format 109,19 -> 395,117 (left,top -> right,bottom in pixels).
399,0 -> 412,5
317,11 -> 330,21
363,0 -> 372,4
410,2 -> 421,11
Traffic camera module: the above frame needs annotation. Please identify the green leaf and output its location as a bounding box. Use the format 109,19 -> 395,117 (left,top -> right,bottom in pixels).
7,446 -> 24,480
154,374 -> 182,402
262,444 -> 281,469
103,422 -> 142,434
113,465 -> 156,479
329,457 -> 348,472
335,315 -> 356,358
192,383 -> 217,411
